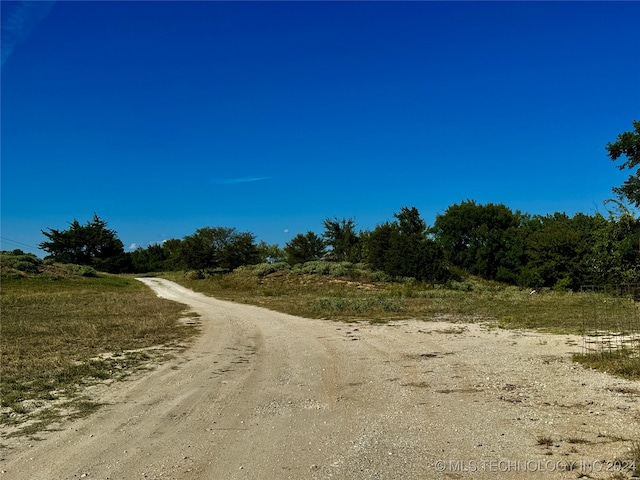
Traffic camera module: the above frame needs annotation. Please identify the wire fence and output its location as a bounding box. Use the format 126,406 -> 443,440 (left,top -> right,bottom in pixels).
580,284 -> 640,357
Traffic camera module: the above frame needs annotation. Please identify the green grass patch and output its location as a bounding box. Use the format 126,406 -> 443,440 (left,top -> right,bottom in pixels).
572,351 -> 640,380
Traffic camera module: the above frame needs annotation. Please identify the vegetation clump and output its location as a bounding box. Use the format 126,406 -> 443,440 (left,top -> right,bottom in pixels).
0,250 -> 43,276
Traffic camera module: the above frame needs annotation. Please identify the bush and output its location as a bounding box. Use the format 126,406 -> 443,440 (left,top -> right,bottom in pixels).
250,261 -> 291,277
294,261 -> 355,277
187,270 -> 205,280
0,252 -> 42,274
448,280 -> 474,292
311,294 -> 404,314
67,264 -> 98,277
13,261 -> 40,274
368,270 -> 393,282
79,266 -> 98,277
296,261 -> 333,275
328,263 -> 349,277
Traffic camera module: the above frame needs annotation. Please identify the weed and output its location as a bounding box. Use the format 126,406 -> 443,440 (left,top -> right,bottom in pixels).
573,351 -> 640,380
536,435 -> 554,447
607,386 -> 640,396
566,437 -> 592,444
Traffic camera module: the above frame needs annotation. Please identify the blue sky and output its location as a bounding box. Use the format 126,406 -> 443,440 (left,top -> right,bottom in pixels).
2,1 -> 639,255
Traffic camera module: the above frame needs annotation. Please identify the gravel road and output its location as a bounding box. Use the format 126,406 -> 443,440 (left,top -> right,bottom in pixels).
1,278 -> 638,479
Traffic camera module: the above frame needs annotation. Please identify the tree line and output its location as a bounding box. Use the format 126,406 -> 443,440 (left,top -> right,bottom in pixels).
37,121 -> 640,289
36,203 -> 640,289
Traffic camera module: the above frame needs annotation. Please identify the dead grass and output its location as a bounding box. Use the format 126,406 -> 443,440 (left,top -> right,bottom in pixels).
536,435 -> 554,447
4,259 -> 636,437
163,268 -> 636,334
162,266 -> 640,380
1,264 -> 197,436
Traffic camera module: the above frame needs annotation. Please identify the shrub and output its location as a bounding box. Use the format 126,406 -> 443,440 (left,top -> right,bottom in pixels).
368,270 -> 393,282
296,261 -> 333,275
448,280 -> 474,292
250,261 -> 291,277
327,264 -> 348,277
311,294 -> 403,315
0,252 -> 42,274
187,270 -> 205,280
78,266 -> 98,277
13,261 -> 40,274
65,264 -> 98,277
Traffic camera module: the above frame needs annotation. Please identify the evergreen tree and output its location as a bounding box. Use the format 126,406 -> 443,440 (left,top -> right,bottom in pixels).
284,231 -> 326,265
322,217 -> 360,262
366,207 -> 449,282
40,214 -> 126,273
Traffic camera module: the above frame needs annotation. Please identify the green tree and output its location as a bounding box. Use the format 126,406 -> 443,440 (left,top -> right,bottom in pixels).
129,243 -> 170,273
366,207 -> 449,282
432,200 -> 520,280
284,231 -> 326,265
39,214 -> 126,273
161,238 -> 186,271
179,227 -> 260,274
366,221 -> 398,274
590,212 -> 640,285
256,241 -> 286,264
519,214 -> 579,289
322,217 -> 360,262
395,206 -> 427,238
519,213 -> 606,290
220,231 -> 260,271
606,120 -> 640,208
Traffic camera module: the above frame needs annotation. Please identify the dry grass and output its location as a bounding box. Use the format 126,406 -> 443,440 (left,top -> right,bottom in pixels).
536,435 -> 554,447
163,265 -> 640,380
2,258 -> 637,437
1,265 -> 197,436
163,267 -> 637,333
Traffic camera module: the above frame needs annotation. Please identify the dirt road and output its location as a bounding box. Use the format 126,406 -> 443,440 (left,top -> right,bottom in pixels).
2,278 -> 638,479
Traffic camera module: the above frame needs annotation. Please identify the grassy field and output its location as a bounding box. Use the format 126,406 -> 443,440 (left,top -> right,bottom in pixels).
2,257 -> 638,439
163,262 -> 636,333
1,259 -> 197,437
163,261 -> 640,379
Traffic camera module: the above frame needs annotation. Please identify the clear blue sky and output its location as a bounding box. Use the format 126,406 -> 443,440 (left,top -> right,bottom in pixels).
2,1 -> 639,255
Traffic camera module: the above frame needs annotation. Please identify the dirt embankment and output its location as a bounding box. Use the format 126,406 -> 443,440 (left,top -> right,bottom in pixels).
1,278 -> 638,479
